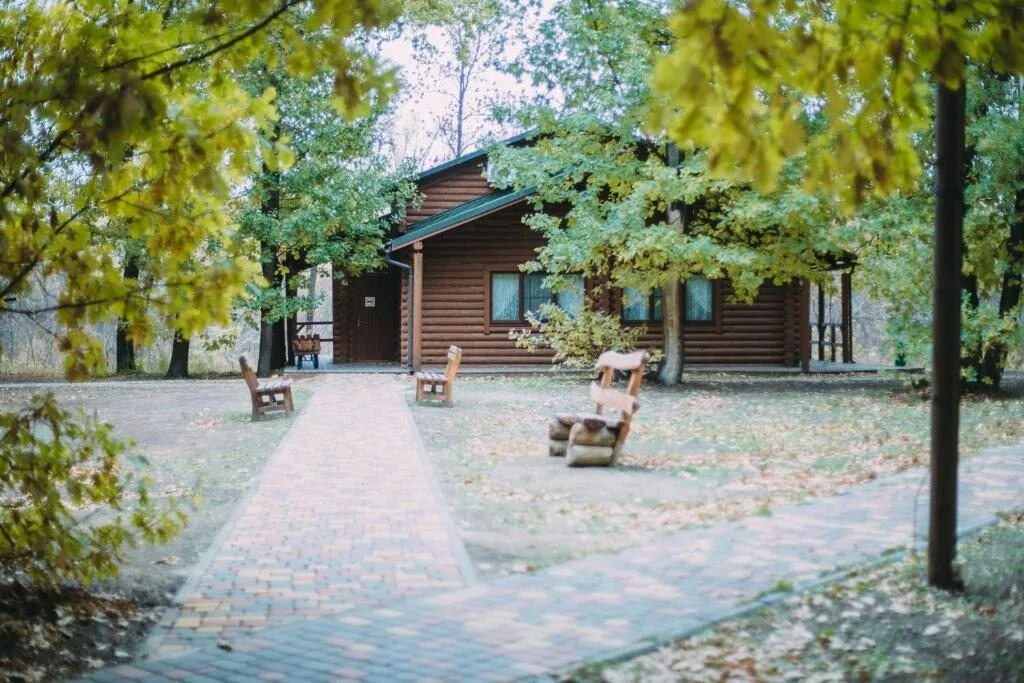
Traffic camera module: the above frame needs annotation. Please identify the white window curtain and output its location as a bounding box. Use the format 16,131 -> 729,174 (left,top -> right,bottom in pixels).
622,287 -> 650,321
556,275 -> 585,318
491,273 -> 520,321
686,277 -> 713,321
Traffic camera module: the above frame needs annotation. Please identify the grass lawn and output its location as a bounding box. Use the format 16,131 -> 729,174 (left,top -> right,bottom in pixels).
0,377 -> 313,680
410,372 -> 1024,578
582,512 -> 1024,682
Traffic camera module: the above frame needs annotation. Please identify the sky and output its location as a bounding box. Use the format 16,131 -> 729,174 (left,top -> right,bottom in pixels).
377,2 -> 554,171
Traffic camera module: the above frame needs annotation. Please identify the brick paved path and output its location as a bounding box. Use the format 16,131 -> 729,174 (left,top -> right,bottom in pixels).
87,416 -> 1023,683
149,374 -> 473,656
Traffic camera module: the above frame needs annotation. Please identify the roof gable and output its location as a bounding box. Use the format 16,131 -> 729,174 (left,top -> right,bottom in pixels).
390,186 -> 536,250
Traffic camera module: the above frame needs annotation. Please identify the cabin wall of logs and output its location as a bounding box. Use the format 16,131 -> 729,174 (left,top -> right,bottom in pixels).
402,161 -> 494,227
393,200 -> 805,367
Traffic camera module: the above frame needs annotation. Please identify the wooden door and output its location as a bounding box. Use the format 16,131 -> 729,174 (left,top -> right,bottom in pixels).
350,274 -> 397,361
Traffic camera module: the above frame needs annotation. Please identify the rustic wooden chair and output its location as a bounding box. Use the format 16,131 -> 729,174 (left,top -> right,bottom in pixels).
415,345 -> 463,406
549,349 -> 650,466
292,334 -> 321,369
239,356 -> 294,421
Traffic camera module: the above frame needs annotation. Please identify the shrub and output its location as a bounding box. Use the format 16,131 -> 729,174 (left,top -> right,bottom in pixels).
0,394 -> 184,587
510,303 -> 660,368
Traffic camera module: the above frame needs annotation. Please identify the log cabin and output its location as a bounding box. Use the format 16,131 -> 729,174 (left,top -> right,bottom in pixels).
331,136 -> 850,369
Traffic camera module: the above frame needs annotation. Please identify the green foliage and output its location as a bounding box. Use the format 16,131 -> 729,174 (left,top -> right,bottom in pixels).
0,394 -> 184,587
490,0 -> 847,307
651,0 -> 1024,206
510,303 -> 655,368
855,71 -> 1024,382
0,0 -> 399,378
235,62 -> 418,323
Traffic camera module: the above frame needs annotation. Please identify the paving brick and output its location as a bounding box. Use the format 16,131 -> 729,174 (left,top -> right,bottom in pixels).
81,375 -> 1024,682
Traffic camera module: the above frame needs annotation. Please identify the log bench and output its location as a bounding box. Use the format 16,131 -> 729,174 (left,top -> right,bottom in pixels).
240,356 -> 294,421
549,349 -> 649,466
415,345 -> 463,406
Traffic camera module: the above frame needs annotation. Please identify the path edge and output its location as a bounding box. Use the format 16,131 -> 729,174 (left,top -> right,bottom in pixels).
394,375 -> 480,587
531,503 -> 1024,682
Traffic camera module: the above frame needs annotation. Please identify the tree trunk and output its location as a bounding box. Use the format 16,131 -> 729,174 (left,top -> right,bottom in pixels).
115,254 -> 139,373
658,142 -> 685,385
257,240 -> 278,378
165,331 -> 190,379
256,156 -> 282,378
285,276 -> 298,367
929,79 -> 966,591
272,315 -> 287,371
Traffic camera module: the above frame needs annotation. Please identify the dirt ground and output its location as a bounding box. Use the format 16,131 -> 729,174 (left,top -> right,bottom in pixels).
410,372 -> 1024,579
0,377 -> 313,681
583,512 -> 1024,682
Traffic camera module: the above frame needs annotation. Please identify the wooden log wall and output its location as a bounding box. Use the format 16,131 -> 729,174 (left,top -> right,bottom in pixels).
403,160 -> 493,228
397,202 -> 805,367
399,202 -> 553,366
634,281 -> 804,366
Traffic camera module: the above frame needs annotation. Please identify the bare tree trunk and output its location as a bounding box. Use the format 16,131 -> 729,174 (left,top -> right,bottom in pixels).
165,331 -> 190,379
659,142 -> 685,386
115,254 -> 139,373
929,79 -> 966,591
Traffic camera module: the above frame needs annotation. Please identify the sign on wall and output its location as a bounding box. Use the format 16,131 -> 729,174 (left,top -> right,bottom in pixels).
364,296 -> 376,308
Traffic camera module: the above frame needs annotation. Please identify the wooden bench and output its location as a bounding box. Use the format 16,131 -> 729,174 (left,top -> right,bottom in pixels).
239,356 -> 294,421
549,349 -> 650,466
415,345 -> 463,406
292,334 -> 321,370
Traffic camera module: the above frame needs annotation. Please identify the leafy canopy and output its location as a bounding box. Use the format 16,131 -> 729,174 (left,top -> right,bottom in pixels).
0,0 -> 399,377
490,0 -> 850,306
235,63 -> 417,324
650,0 -> 1024,204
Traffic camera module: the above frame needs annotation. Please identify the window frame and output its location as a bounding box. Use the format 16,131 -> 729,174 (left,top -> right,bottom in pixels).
618,280 -> 721,327
683,277 -> 719,327
483,269 -> 585,332
620,287 -> 664,325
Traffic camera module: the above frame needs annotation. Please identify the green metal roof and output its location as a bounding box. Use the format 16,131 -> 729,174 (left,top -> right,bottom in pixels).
390,186 -> 537,250
416,130 -> 535,183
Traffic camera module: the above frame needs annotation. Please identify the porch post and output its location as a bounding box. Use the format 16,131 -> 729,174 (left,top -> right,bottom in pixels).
412,242 -> 424,371
800,278 -> 811,372
817,283 -> 826,361
841,270 -> 853,363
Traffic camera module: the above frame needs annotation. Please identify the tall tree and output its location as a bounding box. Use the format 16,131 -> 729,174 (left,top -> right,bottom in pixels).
235,64 -> 416,376
406,0 -> 520,158
855,69 -> 1024,392
0,0 -> 400,379
489,0 -> 847,383
651,0 -> 1024,589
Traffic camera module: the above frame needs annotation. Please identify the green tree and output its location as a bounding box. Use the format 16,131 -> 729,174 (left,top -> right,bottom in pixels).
856,69 -> 1024,391
489,0 -> 848,383
235,65 -> 417,376
405,0 -> 522,157
651,0 -> 1024,588
0,0 -> 401,582
0,0 -> 399,377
